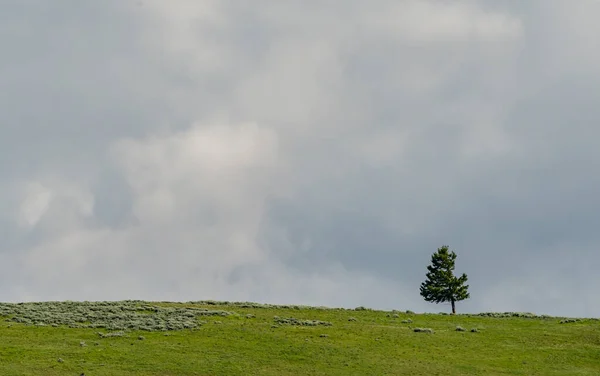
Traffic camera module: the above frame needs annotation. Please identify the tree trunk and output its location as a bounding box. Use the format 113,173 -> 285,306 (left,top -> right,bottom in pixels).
451,299 -> 456,314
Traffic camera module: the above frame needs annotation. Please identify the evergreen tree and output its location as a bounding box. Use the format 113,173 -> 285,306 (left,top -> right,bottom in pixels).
420,245 -> 470,314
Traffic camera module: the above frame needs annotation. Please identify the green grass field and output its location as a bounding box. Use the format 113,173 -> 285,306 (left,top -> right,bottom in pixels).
1,300 -> 599,375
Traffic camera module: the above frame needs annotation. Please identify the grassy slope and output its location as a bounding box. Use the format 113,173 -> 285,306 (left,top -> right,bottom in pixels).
1,301 -> 599,376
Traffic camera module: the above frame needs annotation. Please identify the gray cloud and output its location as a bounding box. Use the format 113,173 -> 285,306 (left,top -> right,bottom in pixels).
1,0 -> 599,317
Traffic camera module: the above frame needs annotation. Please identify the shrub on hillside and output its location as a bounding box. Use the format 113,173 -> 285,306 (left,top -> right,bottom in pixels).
187,301 -> 343,311
274,317 -> 332,327
413,328 -> 434,333
559,319 -> 581,324
475,312 -> 541,319
97,331 -> 126,338
0,301 -> 234,332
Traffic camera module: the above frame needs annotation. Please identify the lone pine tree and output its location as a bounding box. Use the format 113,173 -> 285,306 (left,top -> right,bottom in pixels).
420,245 -> 470,314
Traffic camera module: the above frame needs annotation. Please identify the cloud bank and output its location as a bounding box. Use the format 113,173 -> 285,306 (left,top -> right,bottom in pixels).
1,0 -> 600,316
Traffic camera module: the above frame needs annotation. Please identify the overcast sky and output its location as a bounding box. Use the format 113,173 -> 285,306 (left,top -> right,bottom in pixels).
1,0 -> 599,317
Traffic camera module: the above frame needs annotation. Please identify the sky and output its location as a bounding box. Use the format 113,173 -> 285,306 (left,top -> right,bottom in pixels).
1,0 -> 599,317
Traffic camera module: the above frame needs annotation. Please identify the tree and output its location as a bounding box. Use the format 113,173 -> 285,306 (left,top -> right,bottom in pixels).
419,245 -> 469,314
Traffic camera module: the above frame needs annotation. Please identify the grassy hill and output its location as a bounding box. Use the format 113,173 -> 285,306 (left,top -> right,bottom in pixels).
1,300 -> 599,375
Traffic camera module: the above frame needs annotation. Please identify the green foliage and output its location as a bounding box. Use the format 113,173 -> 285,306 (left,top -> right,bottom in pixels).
420,245 -> 470,313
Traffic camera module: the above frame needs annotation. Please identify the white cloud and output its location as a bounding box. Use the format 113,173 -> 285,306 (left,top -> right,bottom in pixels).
363,0 -> 522,42
232,38 -> 344,129
112,121 -> 282,226
359,129 -> 410,165
17,182 -> 53,228
16,180 -> 94,229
